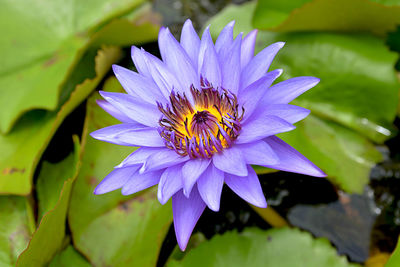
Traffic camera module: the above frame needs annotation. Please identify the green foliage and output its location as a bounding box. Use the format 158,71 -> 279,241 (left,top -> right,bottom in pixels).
0,3 -> 159,195
0,0 -> 150,134
16,137 -> 81,267
206,1 -> 399,193
0,197 -> 35,266
0,46 -> 122,195
168,227 -> 360,267
49,246 -> 91,267
253,0 -> 400,36
386,237 -> 400,266
68,78 -> 173,267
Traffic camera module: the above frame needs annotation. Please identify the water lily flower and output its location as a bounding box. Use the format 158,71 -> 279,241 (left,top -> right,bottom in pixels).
91,19 -> 326,250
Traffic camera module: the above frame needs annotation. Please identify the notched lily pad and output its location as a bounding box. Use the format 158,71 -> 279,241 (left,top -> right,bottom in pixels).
168,227 -> 360,267
0,0 -> 147,134
253,0 -> 400,36
0,46 -> 122,195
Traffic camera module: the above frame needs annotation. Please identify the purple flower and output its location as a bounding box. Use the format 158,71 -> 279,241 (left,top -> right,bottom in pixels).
91,19 -> 326,250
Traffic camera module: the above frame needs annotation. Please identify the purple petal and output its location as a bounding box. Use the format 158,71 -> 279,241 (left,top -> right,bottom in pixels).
121,169 -> 163,195
116,147 -> 163,168
158,164 -> 184,204
180,19 -> 201,69
159,28 -> 199,94
94,166 -> 139,195
90,124 -> 164,147
131,46 -> 150,77
99,91 -> 160,127
200,39 -> 221,88
215,21 -> 235,53
213,146 -> 248,176
197,164 -> 224,211
261,76 -> 320,105
241,29 -> 257,69
219,33 -> 242,95
263,104 -> 310,124
172,187 -> 206,251
236,140 -> 279,166
225,165 -> 267,208
264,136 -> 327,177
198,27 -> 212,74
182,159 -> 211,197
112,64 -> 165,103
96,99 -> 135,123
142,49 -> 184,99
237,115 -> 295,144
141,148 -> 190,173
240,42 -> 285,90
239,70 -> 282,121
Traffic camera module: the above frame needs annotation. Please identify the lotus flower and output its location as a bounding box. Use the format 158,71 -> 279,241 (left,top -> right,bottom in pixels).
91,19 -> 326,250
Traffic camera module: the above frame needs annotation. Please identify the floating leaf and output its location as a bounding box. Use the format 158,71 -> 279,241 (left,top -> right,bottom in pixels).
49,246 -> 91,267
68,78 -> 173,267
0,0 -> 148,134
253,0 -> 400,36
0,46 -> 122,195
0,197 -> 34,266
168,227 -> 360,267
386,236 -> 400,267
206,2 -> 398,193
16,137 -> 81,266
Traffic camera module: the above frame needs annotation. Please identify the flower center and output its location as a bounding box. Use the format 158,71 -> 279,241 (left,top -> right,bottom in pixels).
158,79 -> 244,159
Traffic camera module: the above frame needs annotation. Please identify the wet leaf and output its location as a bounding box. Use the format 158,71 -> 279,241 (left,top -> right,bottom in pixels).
386,236 -> 400,267
207,2 -> 398,193
16,137 -> 81,266
0,197 -> 35,266
68,77 -> 173,267
168,227 -> 360,267
253,0 -> 400,36
0,0 -> 147,134
49,246 -> 91,267
288,193 -> 376,262
0,46 -> 122,195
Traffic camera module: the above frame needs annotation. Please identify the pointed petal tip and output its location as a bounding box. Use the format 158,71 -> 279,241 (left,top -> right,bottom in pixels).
254,200 -> 268,209
313,169 -> 327,178
120,187 -> 131,196
271,68 -> 283,77
277,41 -> 286,48
183,18 -> 193,25
130,45 -> 140,56
208,203 -> 220,212
93,186 -> 103,195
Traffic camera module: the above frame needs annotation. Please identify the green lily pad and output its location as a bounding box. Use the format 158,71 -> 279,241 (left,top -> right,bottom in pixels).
168,227 -> 360,267
68,78 -> 173,267
206,2 -> 398,193
49,246 -> 91,267
0,0 -> 148,134
16,137 -> 81,267
35,138 -> 81,220
386,236 -> 400,267
0,197 -> 35,267
253,0 -> 400,36
0,46 -> 122,195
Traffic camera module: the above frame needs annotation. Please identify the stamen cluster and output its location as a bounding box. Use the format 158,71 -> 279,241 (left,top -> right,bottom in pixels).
158,79 -> 244,159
